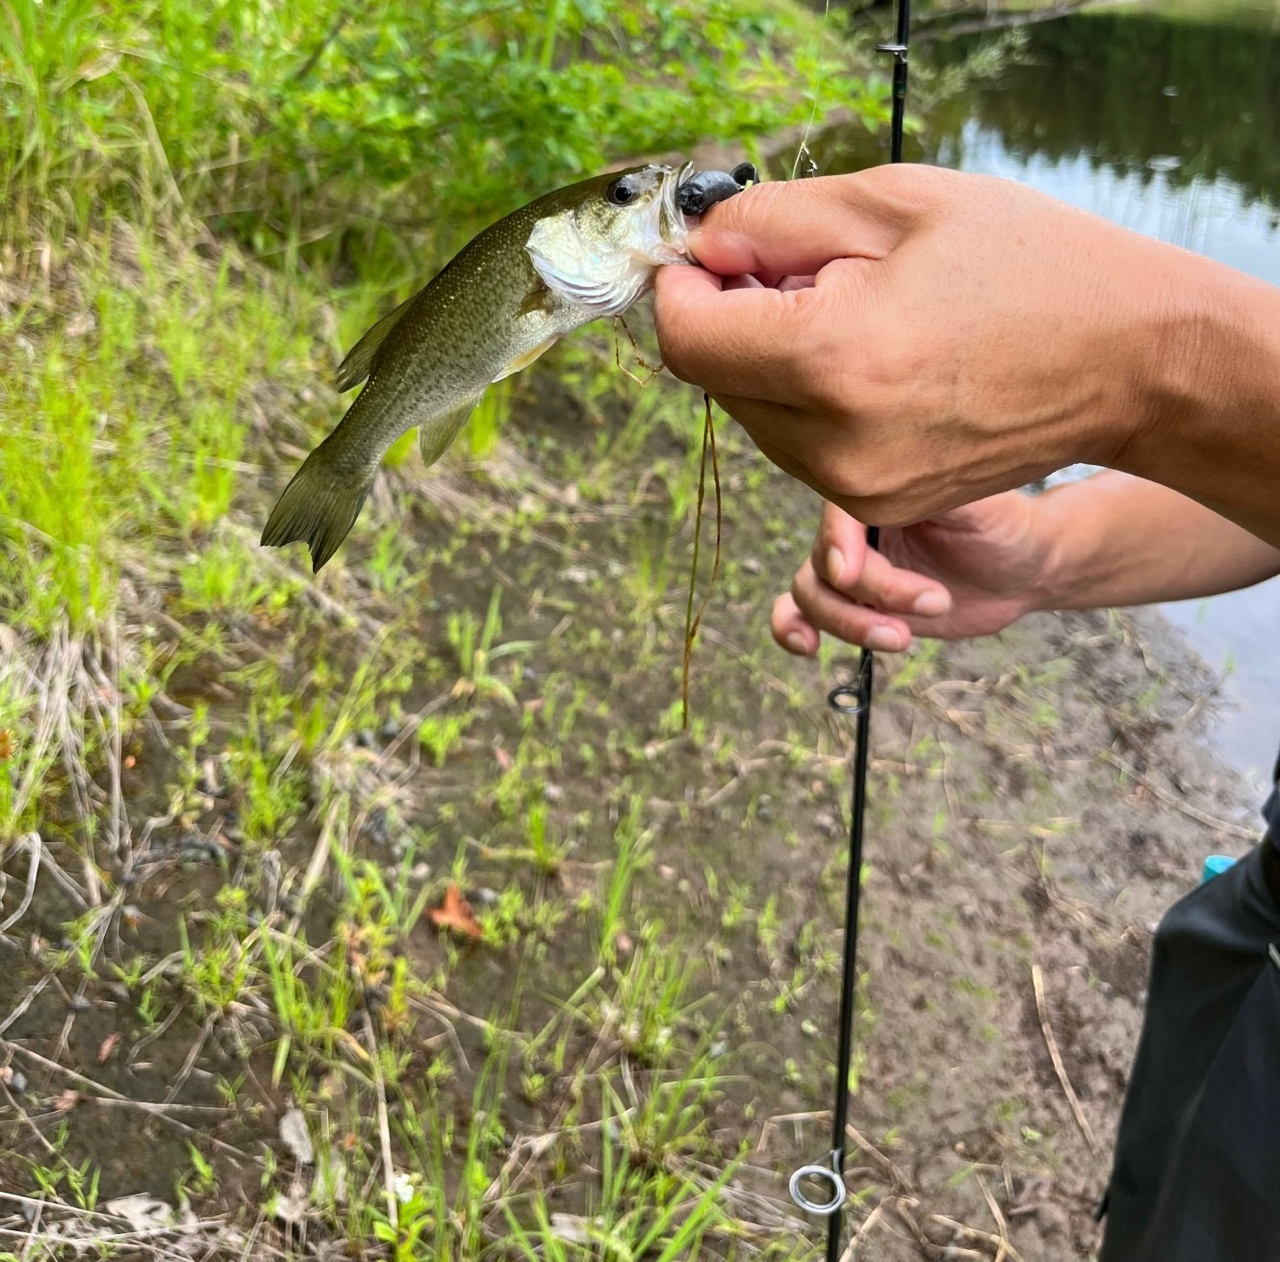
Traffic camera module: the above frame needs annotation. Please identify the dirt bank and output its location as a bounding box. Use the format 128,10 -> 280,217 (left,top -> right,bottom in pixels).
0,339 -> 1264,1260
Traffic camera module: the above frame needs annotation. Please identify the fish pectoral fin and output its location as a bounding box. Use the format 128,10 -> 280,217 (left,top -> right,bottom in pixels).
335,292 -> 418,392
418,397 -> 483,467
517,280 -> 555,318
491,334 -> 559,383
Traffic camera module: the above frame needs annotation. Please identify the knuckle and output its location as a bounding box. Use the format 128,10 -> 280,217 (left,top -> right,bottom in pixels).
723,177 -> 791,227
863,496 -> 918,530
823,461 -> 878,504
860,161 -> 960,208
790,560 -> 818,611
791,306 -> 854,408
859,344 -> 913,395
829,607 -> 871,648
822,446 -> 917,512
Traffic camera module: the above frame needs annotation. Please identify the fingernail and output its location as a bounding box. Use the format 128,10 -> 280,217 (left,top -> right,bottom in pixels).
913,590 -> 950,617
866,626 -> 903,652
784,632 -> 810,655
826,546 -> 845,587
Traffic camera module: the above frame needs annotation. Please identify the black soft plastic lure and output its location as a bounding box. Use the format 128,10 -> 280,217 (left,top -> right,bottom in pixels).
676,162 -> 758,216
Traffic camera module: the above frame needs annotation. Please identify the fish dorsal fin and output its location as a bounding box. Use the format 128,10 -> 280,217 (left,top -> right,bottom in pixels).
419,395 -> 482,467
334,293 -> 417,393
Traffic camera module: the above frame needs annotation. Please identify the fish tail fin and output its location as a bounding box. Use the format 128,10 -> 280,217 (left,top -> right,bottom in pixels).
261,445 -> 373,573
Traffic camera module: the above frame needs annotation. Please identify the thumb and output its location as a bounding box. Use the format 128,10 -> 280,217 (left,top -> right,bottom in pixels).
686,167 -> 928,281
811,501 -> 870,591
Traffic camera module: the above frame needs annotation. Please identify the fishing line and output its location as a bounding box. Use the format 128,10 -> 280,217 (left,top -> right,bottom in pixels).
791,0 -> 835,183
681,393 -> 722,729
787,3 -> 910,1257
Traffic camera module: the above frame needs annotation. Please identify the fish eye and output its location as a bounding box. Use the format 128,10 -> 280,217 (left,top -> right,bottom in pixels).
606,177 -> 638,206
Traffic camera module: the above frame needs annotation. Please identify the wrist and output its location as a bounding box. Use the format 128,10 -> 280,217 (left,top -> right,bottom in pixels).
1012,469 -> 1280,614
1021,473 -> 1152,612
1021,488 -> 1081,614
1106,250 -> 1280,546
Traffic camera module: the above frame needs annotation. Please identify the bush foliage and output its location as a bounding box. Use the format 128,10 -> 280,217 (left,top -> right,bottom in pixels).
2,0 -> 878,268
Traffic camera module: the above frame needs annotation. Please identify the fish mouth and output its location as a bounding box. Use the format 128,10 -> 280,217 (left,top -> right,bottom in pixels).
646,161 -> 695,265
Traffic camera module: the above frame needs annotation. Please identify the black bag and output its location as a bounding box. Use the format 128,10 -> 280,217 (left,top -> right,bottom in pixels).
1098,756 -> 1280,1262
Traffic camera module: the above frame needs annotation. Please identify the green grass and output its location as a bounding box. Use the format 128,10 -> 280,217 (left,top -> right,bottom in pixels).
0,232 -> 317,641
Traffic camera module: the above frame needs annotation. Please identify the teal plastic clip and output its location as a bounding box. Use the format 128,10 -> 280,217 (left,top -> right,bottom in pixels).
1201,854 -> 1238,883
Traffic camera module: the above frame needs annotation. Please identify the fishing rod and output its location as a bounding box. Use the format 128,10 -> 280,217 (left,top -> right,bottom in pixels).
788,5 -> 910,1258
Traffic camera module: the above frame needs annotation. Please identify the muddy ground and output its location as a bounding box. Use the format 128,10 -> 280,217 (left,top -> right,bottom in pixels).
0,349 -> 1267,1262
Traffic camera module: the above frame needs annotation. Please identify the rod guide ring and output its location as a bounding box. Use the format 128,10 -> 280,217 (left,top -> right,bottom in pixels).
789,1156 -> 847,1215
827,683 -> 866,715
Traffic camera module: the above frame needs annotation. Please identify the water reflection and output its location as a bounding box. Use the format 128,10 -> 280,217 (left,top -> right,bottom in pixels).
937,123 -> 1280,284
927,10 -> 1280,214
808,3 -> 1280,781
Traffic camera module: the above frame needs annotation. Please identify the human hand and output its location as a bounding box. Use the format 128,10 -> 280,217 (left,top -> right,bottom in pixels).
772,493 -> 1055,655
654,165 -> 1218,528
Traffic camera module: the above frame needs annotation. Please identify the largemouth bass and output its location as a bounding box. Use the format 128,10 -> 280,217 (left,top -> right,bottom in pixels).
262,162 -> 694,572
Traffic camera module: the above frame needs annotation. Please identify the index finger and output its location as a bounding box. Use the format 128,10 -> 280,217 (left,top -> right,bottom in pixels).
654,257 -> 865,401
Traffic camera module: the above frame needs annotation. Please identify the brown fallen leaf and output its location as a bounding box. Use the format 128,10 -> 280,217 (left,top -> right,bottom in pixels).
429,884 -> 482,940
97,1032 -> 121,1064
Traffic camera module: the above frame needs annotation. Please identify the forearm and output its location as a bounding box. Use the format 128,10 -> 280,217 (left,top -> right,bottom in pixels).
1033,472 -> 1280,612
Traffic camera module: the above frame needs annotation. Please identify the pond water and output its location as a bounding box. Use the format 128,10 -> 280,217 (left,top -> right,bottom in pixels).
810,0 -> 1280,787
